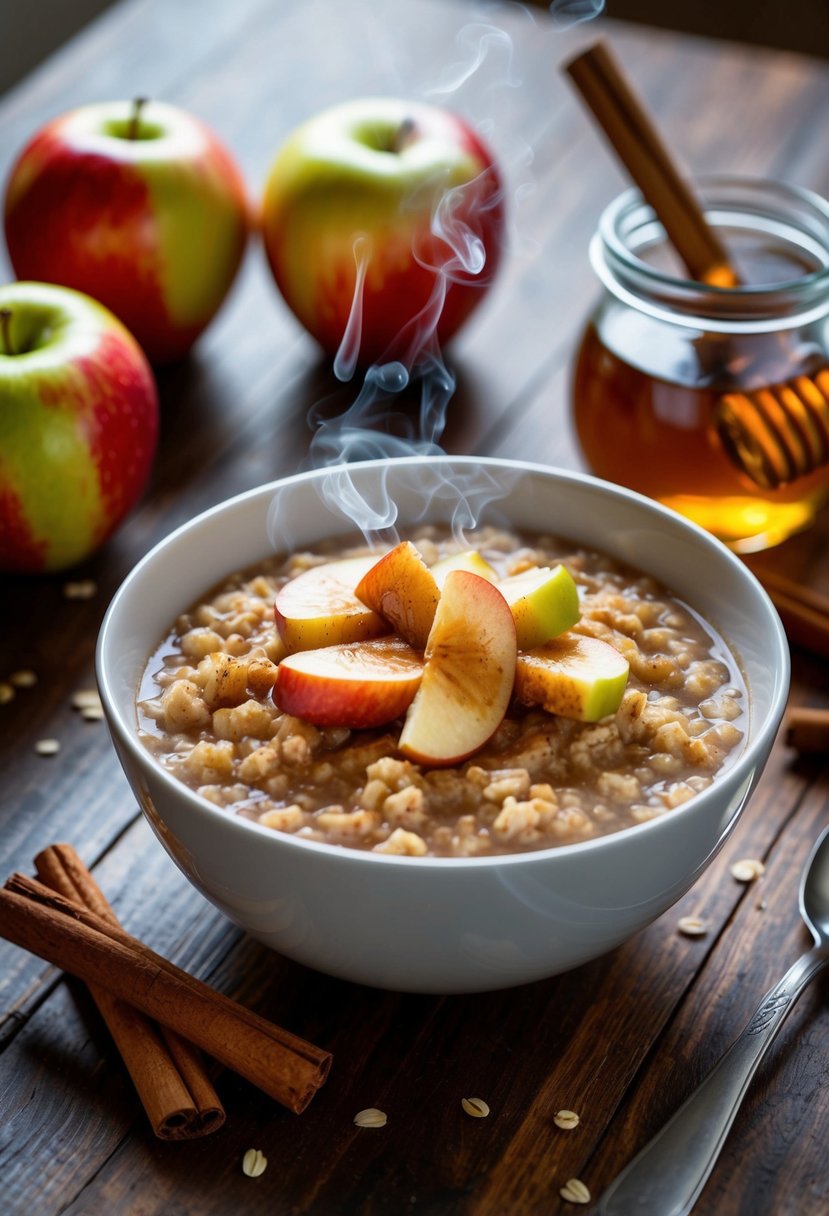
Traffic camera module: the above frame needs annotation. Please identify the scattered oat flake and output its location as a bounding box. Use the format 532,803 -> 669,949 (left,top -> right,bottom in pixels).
242,1148 -> 267,1177
63,579 -> 97,600
461,1097 -> 490,1118
72,689 -> 102,710
730,858 -> 765,883
81,706 -> 105,721
678,915 -> 708,937
354,1108 -> 387,1128
554,1109 -> 580,1130
0,683 -> 14,705
560,1177 -> 591,1204
35,738 -> 60,756
10,670 -> 37,688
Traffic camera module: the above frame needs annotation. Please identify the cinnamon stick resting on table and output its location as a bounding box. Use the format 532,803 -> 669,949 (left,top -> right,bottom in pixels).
33,843 -> 224,1140
753,569 -> 829,661
1,871 -> 331,1115
785,707 -> 829,754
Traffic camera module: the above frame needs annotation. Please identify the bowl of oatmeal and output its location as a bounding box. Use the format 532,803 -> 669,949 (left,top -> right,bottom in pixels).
97,457 -> 789,992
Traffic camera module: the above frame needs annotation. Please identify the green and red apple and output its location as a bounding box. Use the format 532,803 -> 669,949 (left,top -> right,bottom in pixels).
261,97 -> 505,369
0,281 -> 158,572
3,99 -> 250,364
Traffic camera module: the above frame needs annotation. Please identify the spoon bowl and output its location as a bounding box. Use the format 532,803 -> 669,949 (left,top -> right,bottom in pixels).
800,824 -> 829,945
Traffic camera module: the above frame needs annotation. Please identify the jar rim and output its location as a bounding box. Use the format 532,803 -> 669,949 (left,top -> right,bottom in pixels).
597,175 -> 829,324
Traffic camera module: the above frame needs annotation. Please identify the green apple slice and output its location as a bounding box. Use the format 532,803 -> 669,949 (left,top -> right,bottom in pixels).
497,564 -> 581,650
515,634 -> 629,722
430,548 -> 496,588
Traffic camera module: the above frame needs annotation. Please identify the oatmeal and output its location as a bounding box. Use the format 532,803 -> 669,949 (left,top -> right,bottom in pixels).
137,527 -> 747,857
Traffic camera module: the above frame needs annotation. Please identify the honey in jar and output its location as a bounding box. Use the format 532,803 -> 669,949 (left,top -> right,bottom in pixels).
572,178 -> 829,552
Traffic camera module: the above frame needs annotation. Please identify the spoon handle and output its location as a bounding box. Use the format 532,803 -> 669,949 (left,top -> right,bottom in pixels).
599,945 -> 829,1216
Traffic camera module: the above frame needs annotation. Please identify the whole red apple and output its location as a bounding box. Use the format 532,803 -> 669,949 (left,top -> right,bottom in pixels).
3,99 -> 250,364
261,97 -> 505,370
0,281 -> 158,572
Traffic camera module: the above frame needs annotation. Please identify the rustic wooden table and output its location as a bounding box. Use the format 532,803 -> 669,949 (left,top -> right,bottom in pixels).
2,2 -> 828,1213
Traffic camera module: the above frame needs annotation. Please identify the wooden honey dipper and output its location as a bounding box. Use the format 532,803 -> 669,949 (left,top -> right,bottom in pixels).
564,41 -> 829,491
715,370 -> 829,491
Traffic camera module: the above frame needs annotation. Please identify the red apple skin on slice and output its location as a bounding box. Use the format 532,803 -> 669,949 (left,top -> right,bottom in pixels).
515,634 -> 629,722
274,555 -> 386,653
430,548 -> 496,588
399,570 -> 517,767
354,540 -> 440,650
273,637 -> 423,728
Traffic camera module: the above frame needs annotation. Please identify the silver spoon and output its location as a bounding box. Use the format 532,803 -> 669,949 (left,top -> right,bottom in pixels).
600,825 -> 829,1216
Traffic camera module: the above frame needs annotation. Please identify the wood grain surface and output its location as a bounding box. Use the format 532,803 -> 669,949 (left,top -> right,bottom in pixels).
1,2 -> 828,1213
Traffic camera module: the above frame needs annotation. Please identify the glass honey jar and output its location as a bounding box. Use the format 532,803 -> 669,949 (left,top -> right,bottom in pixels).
572,178 -> 829,552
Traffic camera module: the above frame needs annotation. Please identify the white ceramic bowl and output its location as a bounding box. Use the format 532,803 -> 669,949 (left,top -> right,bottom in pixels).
97,457 -> 789,993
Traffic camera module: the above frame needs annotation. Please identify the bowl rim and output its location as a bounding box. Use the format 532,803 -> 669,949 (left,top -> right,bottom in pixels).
97,455 -> 791,870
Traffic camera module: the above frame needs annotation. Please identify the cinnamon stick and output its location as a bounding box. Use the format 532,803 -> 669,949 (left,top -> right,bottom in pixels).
1,876 -> 331,1114
564,41 -> 738,286
33,844 -> 224,1139
753,569 -> 829,660
785,706 -> 829,754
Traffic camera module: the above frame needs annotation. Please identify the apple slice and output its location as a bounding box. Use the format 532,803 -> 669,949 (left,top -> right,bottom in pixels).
399,570 -> 517,766
354,540 -> 440,649
497,564 -> 581,650
515,634 -> 629,722
274,555 -> 386,653
273,637 -> 423,728
430,548 -> 496,588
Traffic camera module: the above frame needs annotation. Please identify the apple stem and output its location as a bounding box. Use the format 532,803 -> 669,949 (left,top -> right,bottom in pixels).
127,96 -> 148,140
0,308 -> 13,356
390,118 -> 417,154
